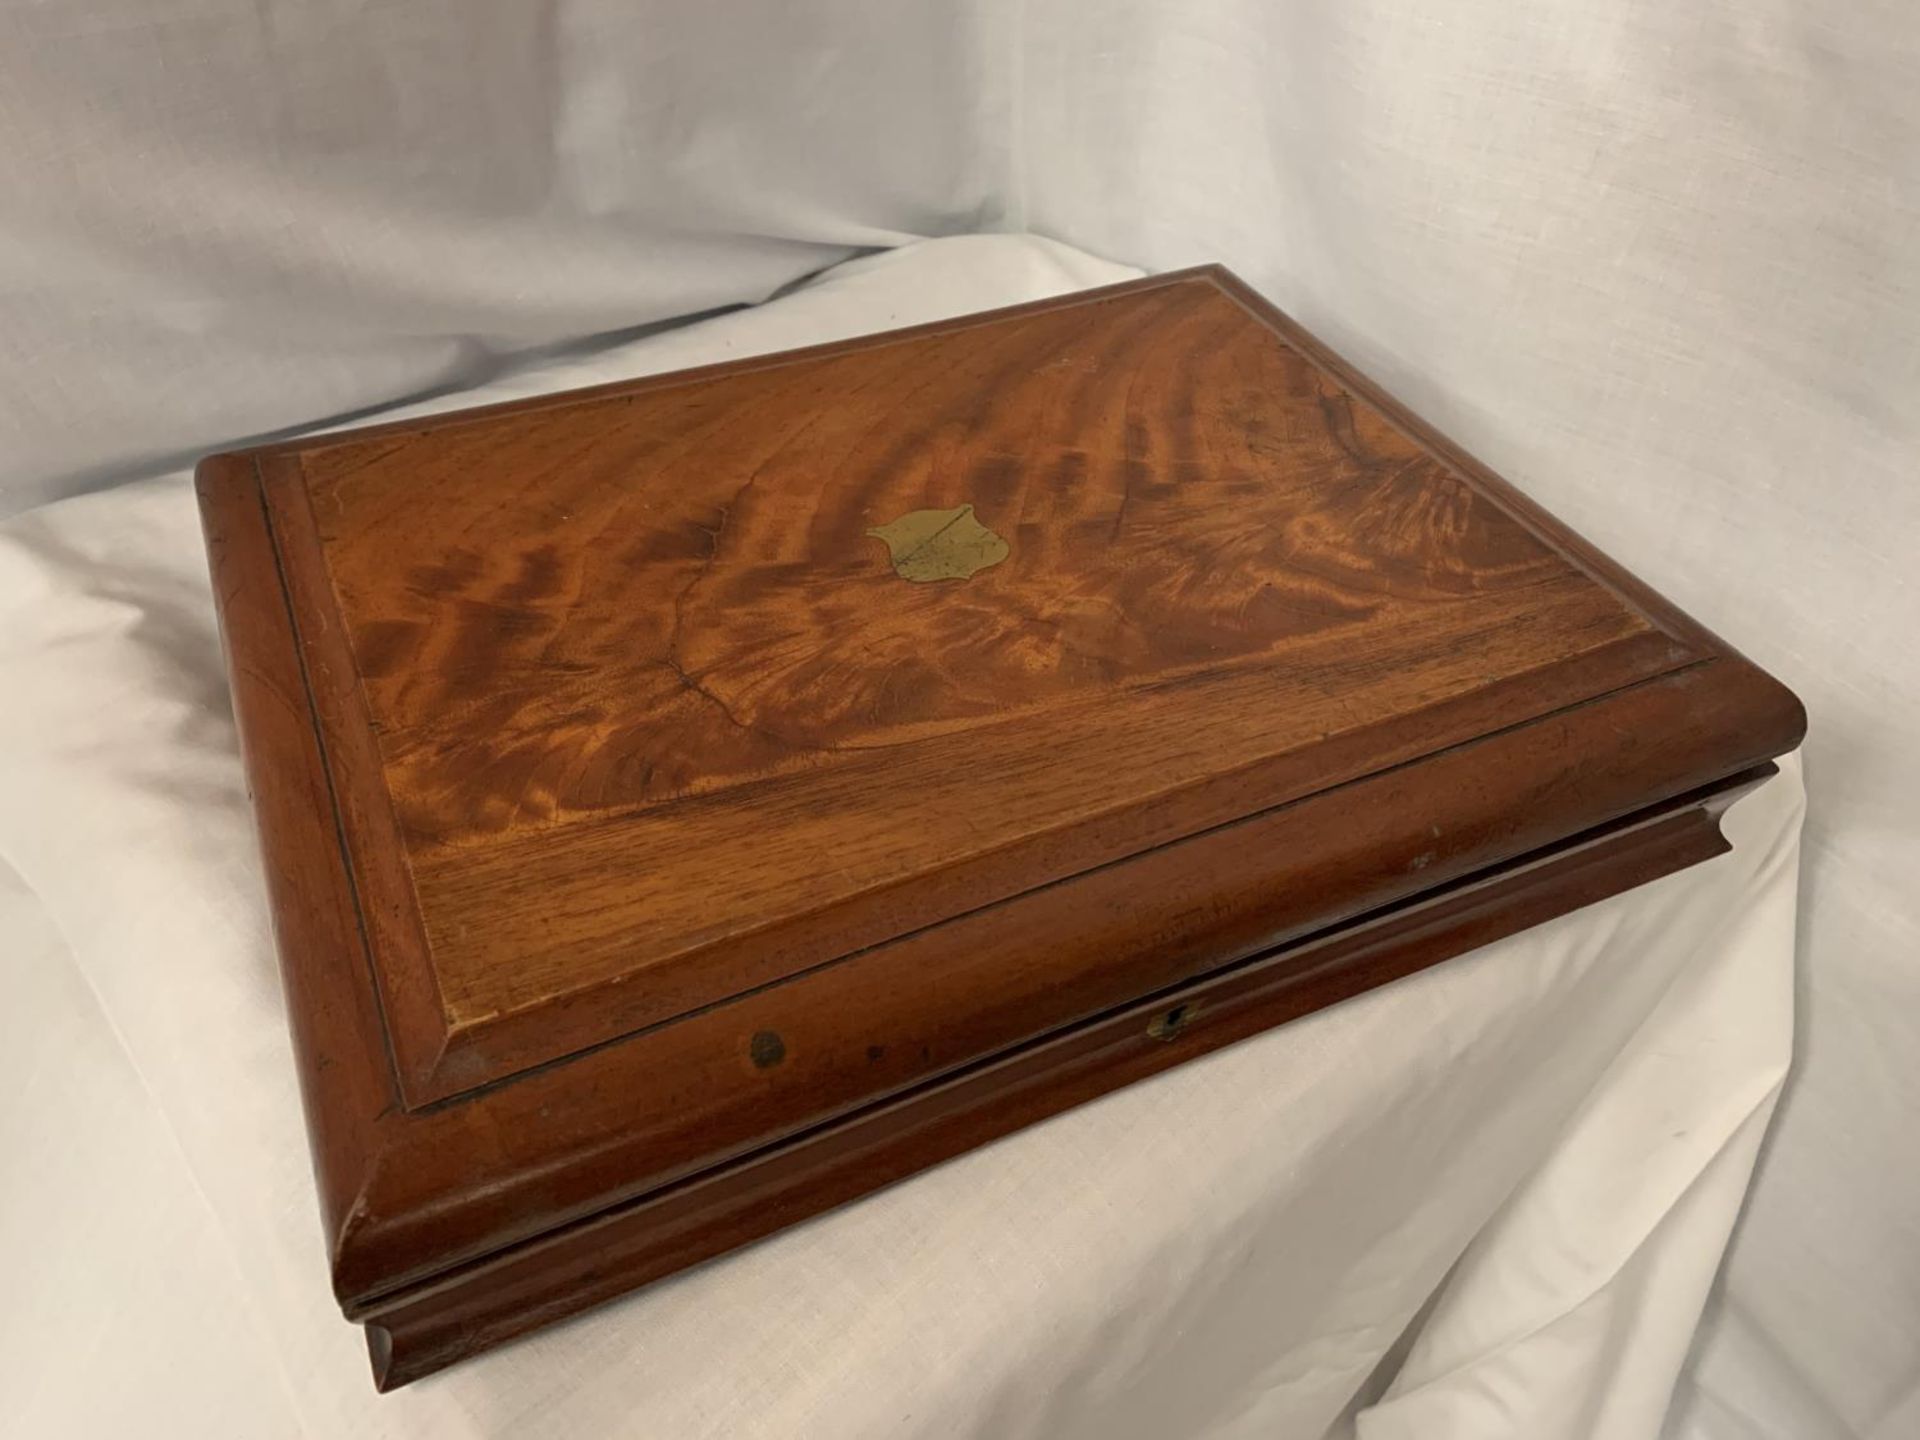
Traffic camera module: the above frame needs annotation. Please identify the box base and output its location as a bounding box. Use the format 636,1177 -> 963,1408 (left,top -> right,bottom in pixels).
355,763 -> 1774,1390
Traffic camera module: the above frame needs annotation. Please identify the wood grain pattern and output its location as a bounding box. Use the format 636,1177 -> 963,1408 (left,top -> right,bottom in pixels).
267,274 -> 1692,1101
195,266 -> 1806,1388
309,280 -> 1581,841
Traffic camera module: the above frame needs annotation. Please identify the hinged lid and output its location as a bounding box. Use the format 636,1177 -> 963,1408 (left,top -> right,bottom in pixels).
197,267 -> 1803,1322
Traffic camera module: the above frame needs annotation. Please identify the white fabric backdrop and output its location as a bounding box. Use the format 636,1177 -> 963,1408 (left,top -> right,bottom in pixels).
1,3 -> 1915,1434
0,0 -> 1014,514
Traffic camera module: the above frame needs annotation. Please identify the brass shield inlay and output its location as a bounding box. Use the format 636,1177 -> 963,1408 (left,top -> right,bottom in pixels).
865,504 -> 1010,583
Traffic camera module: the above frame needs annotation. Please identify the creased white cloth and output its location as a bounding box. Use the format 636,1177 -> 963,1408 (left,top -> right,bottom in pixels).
0,237 -> 1803,1438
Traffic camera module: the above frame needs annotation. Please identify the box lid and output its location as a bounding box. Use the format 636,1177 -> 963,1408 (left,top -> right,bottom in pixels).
197,268 -> 1802,1313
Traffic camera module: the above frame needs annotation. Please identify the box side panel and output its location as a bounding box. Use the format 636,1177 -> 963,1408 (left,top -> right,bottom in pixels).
194,453 -> 401,1293
356,761 -> 1774,1388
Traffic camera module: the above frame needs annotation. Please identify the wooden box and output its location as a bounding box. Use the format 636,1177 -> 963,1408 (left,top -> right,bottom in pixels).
196,267 -> 1803,1389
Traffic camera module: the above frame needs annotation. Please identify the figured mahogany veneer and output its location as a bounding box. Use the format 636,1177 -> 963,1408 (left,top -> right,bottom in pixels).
196,267 -> 1804,1388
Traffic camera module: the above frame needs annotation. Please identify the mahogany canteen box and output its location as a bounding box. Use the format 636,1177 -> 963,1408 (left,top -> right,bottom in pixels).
195,266 -> 1804,1389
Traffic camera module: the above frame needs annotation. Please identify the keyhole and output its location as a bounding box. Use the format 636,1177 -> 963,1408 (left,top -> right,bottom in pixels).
1148,1003 -> 1197,1042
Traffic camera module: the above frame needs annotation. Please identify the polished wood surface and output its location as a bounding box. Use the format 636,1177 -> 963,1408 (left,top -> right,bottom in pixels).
354,763 -> 1774,1390
196,266 -> 1805,1387
259,272 -> 1690,1101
